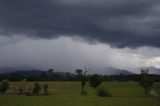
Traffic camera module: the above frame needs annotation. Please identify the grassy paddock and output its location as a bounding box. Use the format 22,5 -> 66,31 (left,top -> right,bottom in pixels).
0,82 -> 159,106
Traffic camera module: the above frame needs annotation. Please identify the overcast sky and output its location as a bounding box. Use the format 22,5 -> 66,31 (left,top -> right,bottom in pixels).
0,0 -> 160,73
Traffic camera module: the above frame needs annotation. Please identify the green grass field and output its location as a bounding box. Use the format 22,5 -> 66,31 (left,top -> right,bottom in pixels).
0,82 -> 159,106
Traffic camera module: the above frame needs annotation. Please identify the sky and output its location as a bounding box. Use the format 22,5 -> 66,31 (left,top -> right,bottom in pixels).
0,0 -> 160,73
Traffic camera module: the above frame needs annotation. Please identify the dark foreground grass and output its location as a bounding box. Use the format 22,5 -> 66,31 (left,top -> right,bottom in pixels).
154,83 -> 160,96
0,82 -> 159,106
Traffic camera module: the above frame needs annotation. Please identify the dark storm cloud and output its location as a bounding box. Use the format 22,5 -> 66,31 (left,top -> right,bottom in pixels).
0,0 -> 160,47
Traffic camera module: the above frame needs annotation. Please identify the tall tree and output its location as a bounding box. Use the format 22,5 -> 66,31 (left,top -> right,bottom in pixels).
75,68 -> 88,95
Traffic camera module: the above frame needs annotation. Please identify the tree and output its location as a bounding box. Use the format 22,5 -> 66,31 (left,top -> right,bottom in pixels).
76,69 -> 83,75
48,69 -> 54,73
43,84 -> 48,95
9,73 -> 21,81
47,69 -> 54,80
0,80 -> 9,93
81,70 -> 88,95
81,71 -> 87,89
33,82 -> 41,95
75,69 -> 88,95
89,74 -> 102,89
139,69 -> 154,95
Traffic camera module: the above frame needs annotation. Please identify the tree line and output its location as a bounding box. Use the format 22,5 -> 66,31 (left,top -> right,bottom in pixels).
0,69 -> 159,82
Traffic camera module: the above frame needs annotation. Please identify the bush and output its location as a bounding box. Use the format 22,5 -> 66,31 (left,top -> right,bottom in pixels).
97,87 -> 111,97
33,82 -> 41,95
0,81 -> 9,93
81,89 -> 87,96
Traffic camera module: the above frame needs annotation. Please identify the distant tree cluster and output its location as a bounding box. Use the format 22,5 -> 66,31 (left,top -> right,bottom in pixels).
0,80 -> 9,93
0,69 -> 160,82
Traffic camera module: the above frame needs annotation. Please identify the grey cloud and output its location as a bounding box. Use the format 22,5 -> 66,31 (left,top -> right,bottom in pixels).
0,37 -> 160,73
0,0 -> 160,47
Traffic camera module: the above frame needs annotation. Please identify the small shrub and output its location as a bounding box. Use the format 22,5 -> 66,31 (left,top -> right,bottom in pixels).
33,82 -> 41,95
97,87 -> 111,97
0,81 -> 9,93
81,89 -> 87,96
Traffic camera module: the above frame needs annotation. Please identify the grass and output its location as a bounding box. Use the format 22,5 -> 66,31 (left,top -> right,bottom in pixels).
153,83 -> 160,97
0,81 -> 160,106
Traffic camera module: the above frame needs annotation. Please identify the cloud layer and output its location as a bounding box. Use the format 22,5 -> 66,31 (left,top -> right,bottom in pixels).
0,36 -> 160,73
0,0 -> 160,47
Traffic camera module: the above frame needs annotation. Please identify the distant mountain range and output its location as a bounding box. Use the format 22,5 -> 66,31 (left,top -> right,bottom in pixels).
140,67 -> 160,75
100,67 -> 134,75
0,65 -> 37,74
91,67 -> 160,75
0,69 -> 76,80
9,70 -> 43,77
0,66 -> 160,76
